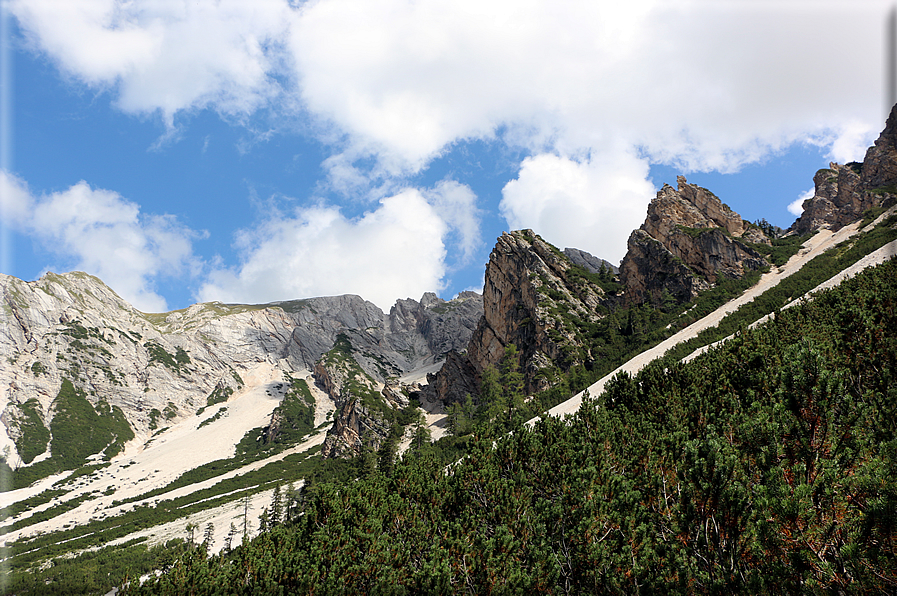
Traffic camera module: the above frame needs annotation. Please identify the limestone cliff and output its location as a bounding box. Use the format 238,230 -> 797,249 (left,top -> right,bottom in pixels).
0,272 -> 287,466
792,103 -> 897,235
313,293 -> 482,458
428,231 -> 612,404
619,177 -> 769,304
563,248 -> 618,274
315,336 -> 393,458
315,336 -> 424,458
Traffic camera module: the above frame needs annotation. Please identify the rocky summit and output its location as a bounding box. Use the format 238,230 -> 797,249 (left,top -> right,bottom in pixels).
425,230 -> 613,404
619,176 -> 770,306
792,104 -> 897,235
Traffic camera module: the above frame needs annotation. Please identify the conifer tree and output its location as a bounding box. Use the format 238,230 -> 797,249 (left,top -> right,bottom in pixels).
184,523 -> 197,548
378,433 -> 398,476
447,393 -> 476,436
202,522 -> 214,549
409,410 -> 431,454
270,485 -> 282,527
224,523 -> 237,552
241,494 -> 252,542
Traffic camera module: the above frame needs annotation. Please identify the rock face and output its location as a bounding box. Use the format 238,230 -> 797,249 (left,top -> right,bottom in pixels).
277,291 -> 482,377
316,333 -> 430,459
859,103 -> 897,191
563,248 -> 618,274
303,292 -> 482,459
619,177 -> 769,304
793,103 -> 897,235
0,272 -> 482,467
423,351 -> 479,407
315,340 -> 393,458
428,231 -> 611,404
792,163 -> 869,235
0,272 -> 291,466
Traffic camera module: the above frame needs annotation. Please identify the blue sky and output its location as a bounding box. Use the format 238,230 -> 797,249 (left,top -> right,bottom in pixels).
0,0 -> 890,313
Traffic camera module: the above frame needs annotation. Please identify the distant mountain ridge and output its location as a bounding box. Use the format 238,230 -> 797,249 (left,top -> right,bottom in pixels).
0,274 -> 482,472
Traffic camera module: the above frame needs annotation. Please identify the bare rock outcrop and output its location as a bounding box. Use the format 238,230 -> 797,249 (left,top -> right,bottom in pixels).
619,177 -> 769,304
792,163 -> 869,235
0,271 -> 283,468
563,248 -> 618,274
315,340 -> 396,458
424,351 -> 479,406
321,398 -> 392,459
793,103 -> 897,235
860,102 -> 897,190
427,230 -> 611,404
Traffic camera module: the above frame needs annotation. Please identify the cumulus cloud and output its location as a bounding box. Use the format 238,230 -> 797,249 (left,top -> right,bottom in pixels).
13,0 -> 887,169
10,0 -> 296,126
500,152 -> 655,265
198,181 -> 478,311
10,0 -> 891,297
422,180 -> 481,264
788,188 -> 815,217
0,171 -> 201,312
291,0 -> 886,173
826,120 -> 876,164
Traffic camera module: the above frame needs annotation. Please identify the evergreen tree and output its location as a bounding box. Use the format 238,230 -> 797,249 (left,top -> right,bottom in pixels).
409,410 -> 431,454
184,522 -> 197,547
377,432 -> 398,476
241,494 -> 252,542
284,482 -> 298,523
269,485 -> 282,527
202,522 -> 214,549
355,441 -> 378,478
483,343 -> 526,433
224,523 -> 237,552
447,393 -> 476,436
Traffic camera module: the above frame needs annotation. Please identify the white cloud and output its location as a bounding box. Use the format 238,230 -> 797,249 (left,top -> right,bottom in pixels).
13,0 -> 888,169
10,0 -> 296,126
827,120 -> 877,164
197,184 -> 477,311
500,151 -> 655,265
788,188 -> 815,217
422,180 -> 481,264
0,170 -> 32,224
0,170 -> 201,312
10,0 -> 893,289
291,0 -> 887,173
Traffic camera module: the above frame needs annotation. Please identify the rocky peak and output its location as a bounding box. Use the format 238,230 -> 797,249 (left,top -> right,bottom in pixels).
861,102 -> 897,190
791,162 -> 866,235
619,178 -> 768,305
792,103 -> 897,235
643,177 -> 744,241
428,230 -> 610,403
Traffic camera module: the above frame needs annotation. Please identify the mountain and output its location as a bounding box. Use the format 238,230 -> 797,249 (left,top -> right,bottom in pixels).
619,176 -> 770,305
0,276 -> 481,477
2,106 -> 897,593
793,103 -> 897,234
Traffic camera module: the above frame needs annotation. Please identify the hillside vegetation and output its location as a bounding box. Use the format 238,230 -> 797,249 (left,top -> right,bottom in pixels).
122,258 -> 897,595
